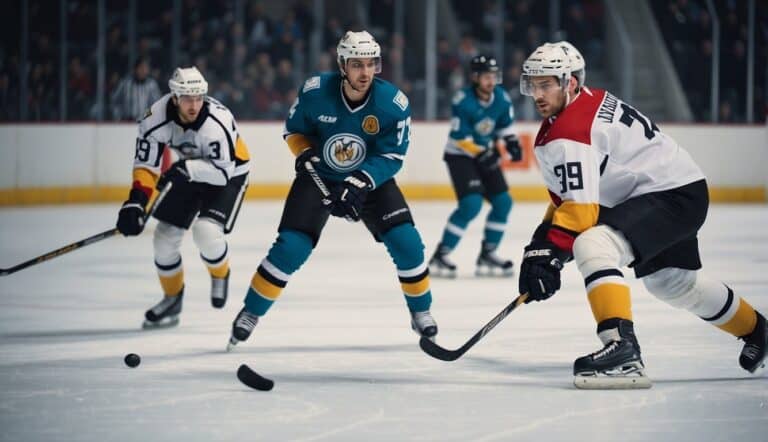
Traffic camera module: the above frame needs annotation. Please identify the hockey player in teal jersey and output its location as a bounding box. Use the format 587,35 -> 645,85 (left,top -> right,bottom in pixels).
227,30 -> 437,349
429,55 -> 523,278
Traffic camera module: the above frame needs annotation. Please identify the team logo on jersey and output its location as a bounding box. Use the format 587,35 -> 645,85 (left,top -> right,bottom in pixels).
362,115 -> 379,134
323,133 -> 366,172
474,117 -> 496,136
173,141 -> 201,158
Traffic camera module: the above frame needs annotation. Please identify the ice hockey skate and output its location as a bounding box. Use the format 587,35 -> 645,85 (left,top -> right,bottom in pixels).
429,246 -> 457,278
142,290 -> 184,329
227,307 -> 259,351
573,319 -> 651,389
739,312 -> 768,373
411,310 -> 438,341
210,270 -> 229,309
475,243 -> 514,277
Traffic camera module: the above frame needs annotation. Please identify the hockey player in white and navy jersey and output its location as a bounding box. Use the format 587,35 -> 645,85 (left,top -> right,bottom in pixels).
517,42 -> 767,388
116,67 -> 251,328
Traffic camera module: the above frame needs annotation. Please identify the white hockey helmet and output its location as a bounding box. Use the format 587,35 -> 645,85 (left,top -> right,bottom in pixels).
337,30 -> 382,74
168,66 -> 208,97
556,40 -> 586,87
520,43 -> 572,96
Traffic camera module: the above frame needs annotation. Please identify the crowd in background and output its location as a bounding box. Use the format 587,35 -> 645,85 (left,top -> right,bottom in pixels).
652,0 -> 766,122
0,0 -> 764,123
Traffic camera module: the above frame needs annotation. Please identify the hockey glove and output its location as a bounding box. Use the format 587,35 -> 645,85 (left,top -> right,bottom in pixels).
502,134 -> 523,162
476,147 -> 501,172
157,160 -> 190,191
334,172 -> 371,222
519,240 -> 565,303
116,188 -> 150,236
294,148 -> 320,175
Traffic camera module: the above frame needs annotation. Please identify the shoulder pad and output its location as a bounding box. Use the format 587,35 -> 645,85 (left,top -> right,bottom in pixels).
392,90 -> 409,111
302,76 -> 321,93
452,90 -> 467,106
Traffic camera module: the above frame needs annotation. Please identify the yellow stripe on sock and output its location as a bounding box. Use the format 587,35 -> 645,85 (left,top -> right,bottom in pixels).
402,276 -> 431,297
587,283 -> 632,323
718,299 -> 757,337
159,270 -> 184,296
251,273 -> 283,300
207,260 -> 229,279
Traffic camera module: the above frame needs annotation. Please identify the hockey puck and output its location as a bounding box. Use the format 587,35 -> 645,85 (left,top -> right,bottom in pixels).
236,364 -> 274,391
124,353 -> 141,368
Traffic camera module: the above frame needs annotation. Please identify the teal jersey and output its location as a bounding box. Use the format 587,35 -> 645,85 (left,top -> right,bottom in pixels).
445,85 -> 516,156
284,72 -> 412,188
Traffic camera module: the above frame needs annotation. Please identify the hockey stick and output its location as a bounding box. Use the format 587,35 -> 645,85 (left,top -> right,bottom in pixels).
0,183 -> 172,277
419,293 -> 529,361
303,160 -> 334,206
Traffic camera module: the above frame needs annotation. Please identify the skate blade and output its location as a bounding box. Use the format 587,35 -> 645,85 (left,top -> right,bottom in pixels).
142,316 -> 179,330
226,336 -> 239,352
429,266 -> 457,279
474,266 -> 515,278
574,374 -> 652,389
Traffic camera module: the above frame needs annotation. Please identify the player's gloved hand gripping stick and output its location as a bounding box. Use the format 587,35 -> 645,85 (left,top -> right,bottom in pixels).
0,183 -> 173,277
419,293 -> 529,361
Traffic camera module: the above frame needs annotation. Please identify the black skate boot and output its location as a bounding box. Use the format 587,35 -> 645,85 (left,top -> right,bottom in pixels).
475,242 -> 514,277
429,245 -> 457,278
142,289 -> 184,329
210,270 -> 229,309
573,318 -> 651,389
411,310 -> 438,341
739,312 -> 767,373
227,307 -> 259,351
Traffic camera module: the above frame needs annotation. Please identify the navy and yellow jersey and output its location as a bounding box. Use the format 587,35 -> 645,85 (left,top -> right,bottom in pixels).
444,85 -> 516,157
283,72 -> 412,189
130,94 -> 250,197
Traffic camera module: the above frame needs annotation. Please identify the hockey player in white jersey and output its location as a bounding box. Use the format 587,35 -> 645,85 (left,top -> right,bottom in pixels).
116,67 -> 251,328
517,42 -> 767,388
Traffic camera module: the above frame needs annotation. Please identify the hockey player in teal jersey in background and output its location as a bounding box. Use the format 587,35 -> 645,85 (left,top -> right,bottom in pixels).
429,55 -> 523,278
227,30 -> 438,349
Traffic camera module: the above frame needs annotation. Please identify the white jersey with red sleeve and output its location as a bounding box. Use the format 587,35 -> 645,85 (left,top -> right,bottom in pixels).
534,87 -> 705,252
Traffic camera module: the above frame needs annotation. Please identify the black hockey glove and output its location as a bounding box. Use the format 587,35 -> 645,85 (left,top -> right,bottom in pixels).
116,188 -> 150,236
502,134 -> 523,162
476,147 -> 501,172
519,240 -> 566,303
333,172 -> 371,222
294,148 -> 320,175
157,160 -> 190,191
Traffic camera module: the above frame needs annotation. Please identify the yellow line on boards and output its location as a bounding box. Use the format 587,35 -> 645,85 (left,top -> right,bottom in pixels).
0,185 -> 764,206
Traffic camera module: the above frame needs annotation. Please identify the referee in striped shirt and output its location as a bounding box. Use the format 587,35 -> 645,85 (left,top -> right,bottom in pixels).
111,58 -> 162,121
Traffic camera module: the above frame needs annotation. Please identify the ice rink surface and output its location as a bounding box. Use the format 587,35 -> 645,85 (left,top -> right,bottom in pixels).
1,201 -> 766,441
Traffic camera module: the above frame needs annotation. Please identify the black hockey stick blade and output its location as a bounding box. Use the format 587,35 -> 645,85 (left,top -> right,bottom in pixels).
237,364 -> 274,391
419,293 -> 529,361
0,183 -> 172,277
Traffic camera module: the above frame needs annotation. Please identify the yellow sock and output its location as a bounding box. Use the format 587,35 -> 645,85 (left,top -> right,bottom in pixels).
207,259 -> 230,279
159,269 -> 184,296
587,283 -> 633,323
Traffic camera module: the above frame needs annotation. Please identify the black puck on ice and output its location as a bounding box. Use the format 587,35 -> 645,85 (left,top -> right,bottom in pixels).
237,364 -> 274,391
124,353 -> 141,368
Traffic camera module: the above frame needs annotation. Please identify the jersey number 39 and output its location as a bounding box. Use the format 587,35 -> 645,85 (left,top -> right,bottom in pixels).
554,161 -> 583,193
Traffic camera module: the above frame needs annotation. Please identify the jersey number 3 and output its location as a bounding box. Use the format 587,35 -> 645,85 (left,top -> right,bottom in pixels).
554,162 -> 583,194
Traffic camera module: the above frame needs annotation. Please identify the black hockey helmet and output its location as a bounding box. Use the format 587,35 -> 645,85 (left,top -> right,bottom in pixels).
470,55 -> 500,75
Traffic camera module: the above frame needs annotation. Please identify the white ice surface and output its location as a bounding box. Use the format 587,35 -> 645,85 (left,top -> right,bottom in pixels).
1,201 -> 766,442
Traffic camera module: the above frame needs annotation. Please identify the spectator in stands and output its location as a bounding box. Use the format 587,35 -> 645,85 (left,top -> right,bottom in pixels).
110,57 -> 162,121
